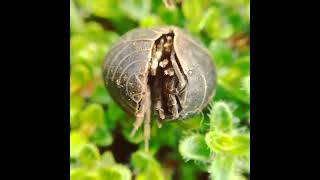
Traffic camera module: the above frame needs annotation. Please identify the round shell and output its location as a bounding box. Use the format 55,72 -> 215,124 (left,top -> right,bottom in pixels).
103,26 -> 216,121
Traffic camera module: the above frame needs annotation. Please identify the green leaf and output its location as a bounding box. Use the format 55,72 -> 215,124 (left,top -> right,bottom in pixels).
209,40 -> 234,66
91,84 -> 112,105
70,168 -> 101,180
179,134 -> 211,162
83,22 -> 119,45
180,162 -> 201,180
90,126 -> 113,146
204,6 -> 234,39
70,63 -> 92,94
76,0 -> 122,18
70,131 -> 88,158
84,172 -> 101,180
182,0 -> 210,34
120,0 -> 151,21
131,151 -> 160,171
70,168 -> 86,180
205,131 -> 250,156
100,151 -> 116,165
219,55 -> 250,104
99,164 -> 132,180
156,4 -> 184,26
79,103 -> 104,126
79,144 -> 101,166
242,76 -> 250,99
139,15 -> 163,28
131,151 -> 165,180
70,32 -> 109,70
182,0 -> 205,22
106,100 -> 126,130
70,95 -> 85,128
209,154 -> 235,180
70,0 -> 84,34
208,101 -> 233,133
106,101 -> 125,122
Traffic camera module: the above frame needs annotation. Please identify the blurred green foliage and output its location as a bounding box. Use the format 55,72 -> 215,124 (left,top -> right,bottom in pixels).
70,0 -> 250,179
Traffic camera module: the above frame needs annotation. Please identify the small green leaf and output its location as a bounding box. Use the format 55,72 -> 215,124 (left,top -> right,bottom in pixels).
219,55 -> 250,103
179,134 -> 211,162
182,0 -> 205,22
205,131 -> 250,156
242,76 -> 250,99
106,100 -> 126,131
77,0 -> 122,18
70,131 -> 88,158
182,0 -> 210,34
91,84 -> 112,105
90,126 -> 113,146
79,144 -> 101,166
70,95 -> 85,128
70,32 -> 108,69
70,63 -> 92,94
120,0 -> 151,21
209,154 -> 235,180
131,151 -> 165,180
208,101 -> 233,133
79,103 -> 104,126
180,163 -> 201,180
70,0 -> 84,34
131,151 -> 160,171
156,4 -> 183,26
70,168 -> 86,180
101,151 -> 116,165
84,22 -> 118,44
70,168 -> 101,180
209,40 -> 234,66
204,6 -> 234,39
139,15 -> 163,28
99,164 -> 132,180
83,172 -> 101,180
106,101 -> 125,123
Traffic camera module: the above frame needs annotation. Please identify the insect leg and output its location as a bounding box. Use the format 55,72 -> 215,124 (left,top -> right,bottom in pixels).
130,113 -> 144,137
170,51 -> 187,91
155,100 -> 165,120
168,94 -> 179,118
150,48 -> 159,76
143,87 -> 151,152
144,106 -> 151,152
164,76 -> 179,95
130,86 -> 150,137
152,76 -> 165,126
150,39 -> 164,76
155,99 -> 164,128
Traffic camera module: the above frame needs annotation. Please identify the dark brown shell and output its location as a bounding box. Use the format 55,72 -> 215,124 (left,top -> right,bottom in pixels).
103,26 -> 216,120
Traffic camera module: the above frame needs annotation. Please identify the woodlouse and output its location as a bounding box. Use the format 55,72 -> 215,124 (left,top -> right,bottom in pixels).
103,26 -> 217,151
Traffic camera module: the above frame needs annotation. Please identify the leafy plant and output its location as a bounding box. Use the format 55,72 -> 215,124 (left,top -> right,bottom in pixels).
179,101 -> 250,180
70,0 -> 250,179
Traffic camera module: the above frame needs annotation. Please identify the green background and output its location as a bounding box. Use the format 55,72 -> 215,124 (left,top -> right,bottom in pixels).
70,0 -> 250,179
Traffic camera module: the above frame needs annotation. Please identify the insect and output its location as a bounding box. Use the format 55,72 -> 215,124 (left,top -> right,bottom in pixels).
103,26 -> 216,151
